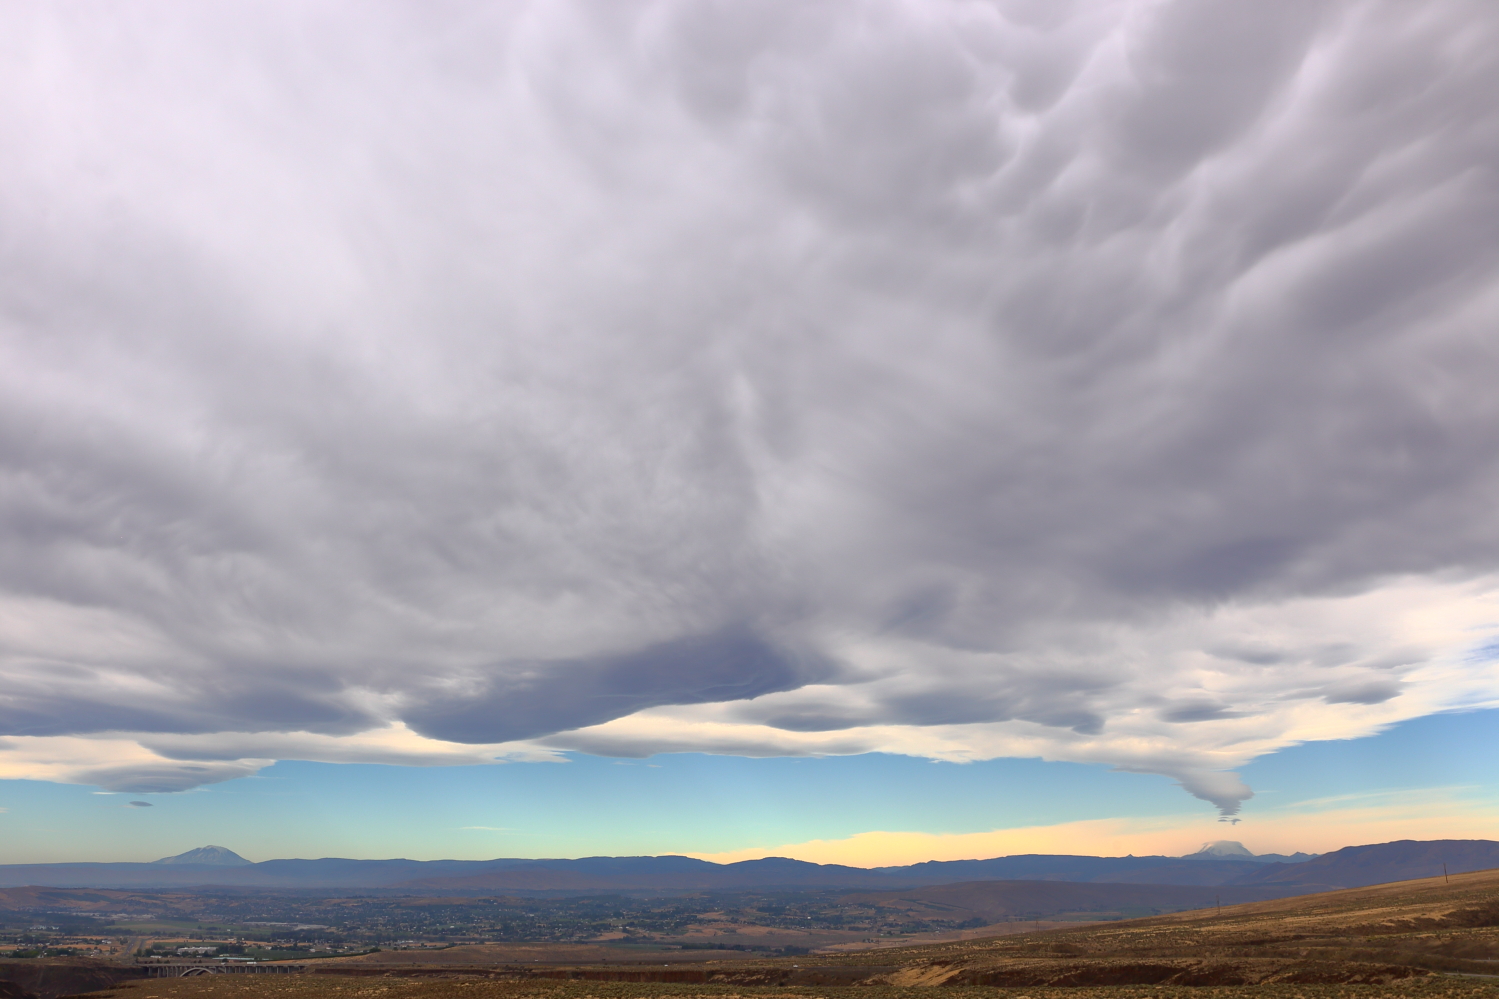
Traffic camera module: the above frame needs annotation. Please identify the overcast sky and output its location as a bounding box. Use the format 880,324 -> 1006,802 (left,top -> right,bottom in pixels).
2,0 -> 1498,848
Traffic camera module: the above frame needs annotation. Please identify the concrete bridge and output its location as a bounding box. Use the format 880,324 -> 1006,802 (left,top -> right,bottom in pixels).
137,962 -> 306,978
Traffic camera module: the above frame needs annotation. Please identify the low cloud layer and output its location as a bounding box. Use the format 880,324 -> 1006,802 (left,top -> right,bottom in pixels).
3,0 -> 1499,816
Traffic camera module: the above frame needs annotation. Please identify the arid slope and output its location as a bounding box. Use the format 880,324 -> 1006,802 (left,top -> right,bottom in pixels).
821,865 -> 1499,985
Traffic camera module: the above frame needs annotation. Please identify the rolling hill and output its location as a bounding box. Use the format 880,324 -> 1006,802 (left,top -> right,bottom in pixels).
823,861 -> 1499,985
0,840 -> 1483,894
0,852 -> 1277,891
842,878 -> 1315,922
1228,839 -> 1499,890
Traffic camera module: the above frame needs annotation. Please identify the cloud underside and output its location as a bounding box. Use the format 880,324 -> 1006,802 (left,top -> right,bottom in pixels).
2,0 -> 1499,815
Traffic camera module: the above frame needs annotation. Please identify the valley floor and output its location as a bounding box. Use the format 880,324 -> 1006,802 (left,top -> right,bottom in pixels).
6,868 -> 1499,999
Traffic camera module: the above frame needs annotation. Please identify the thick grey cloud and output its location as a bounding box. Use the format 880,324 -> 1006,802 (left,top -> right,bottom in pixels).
402,628 -> 821,743
2,0 -> 1499,816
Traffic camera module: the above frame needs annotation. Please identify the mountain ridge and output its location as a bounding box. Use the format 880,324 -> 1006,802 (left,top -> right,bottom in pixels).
0,852 -> 1280,891
1226,839 -> 1499,890
6,840 -> 1480,893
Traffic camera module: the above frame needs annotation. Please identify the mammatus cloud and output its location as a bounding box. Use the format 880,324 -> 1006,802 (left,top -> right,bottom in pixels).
2,0 -> 1499,817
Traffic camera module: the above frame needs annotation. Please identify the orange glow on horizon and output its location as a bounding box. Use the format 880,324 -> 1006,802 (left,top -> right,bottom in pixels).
688,791 -> 1499,867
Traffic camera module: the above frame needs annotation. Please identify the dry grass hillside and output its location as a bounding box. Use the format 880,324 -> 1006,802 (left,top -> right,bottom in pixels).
0,888 -> 184,913
43,969 -> 1499,999
839,879 -> 1303,923
810,865 -> 1499,985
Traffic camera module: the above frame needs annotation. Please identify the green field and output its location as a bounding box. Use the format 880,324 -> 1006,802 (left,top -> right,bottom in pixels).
108,921 -> 217,934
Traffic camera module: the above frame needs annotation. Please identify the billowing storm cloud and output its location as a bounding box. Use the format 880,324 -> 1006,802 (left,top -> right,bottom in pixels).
3,0 -> 1498,816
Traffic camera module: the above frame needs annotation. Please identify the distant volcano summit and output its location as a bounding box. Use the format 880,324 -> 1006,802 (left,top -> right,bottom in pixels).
1190,840 -> 1257,858
1183,840 -> 1317,863
152,845 -> 252,866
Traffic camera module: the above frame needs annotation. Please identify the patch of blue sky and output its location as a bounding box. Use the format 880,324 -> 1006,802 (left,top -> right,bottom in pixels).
1239,707 -> 1499,804
1467,639 -> 1499,662
0,707 -> 1494,864
0,753 -> 1186,864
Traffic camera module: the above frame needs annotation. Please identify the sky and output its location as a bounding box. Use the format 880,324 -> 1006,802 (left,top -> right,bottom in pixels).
1,0 -> 1498,866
